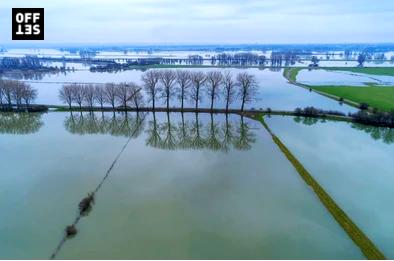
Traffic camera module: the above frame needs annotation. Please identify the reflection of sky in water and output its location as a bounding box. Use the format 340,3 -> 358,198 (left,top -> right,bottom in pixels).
2,68 -> 357,114
298,69 -> 394,86
266,115 -> 394,258
0,112 -> 361,259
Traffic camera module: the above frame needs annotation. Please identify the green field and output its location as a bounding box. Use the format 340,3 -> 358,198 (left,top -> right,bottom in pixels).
283,67 -> 394,112
311,86 -> 394,112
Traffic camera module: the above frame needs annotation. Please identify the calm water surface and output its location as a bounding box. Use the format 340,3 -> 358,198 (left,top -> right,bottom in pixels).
266,115 -> 394,258
2,68 -> 356,113
297,69 -> 394,86
0,112 -> 362,259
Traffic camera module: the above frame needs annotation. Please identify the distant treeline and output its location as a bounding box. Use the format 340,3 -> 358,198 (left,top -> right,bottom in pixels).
59,70 -> 258,111
0,56 -> 67,71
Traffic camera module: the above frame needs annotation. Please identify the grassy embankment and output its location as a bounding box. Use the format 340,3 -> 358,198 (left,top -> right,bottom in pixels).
254,114 -> 385,260
283,67 -> 394,112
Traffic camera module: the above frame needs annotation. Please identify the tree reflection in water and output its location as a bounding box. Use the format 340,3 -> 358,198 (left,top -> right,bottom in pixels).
64,111 -> 257,152
293,116 -> 394,144
65,111 -> 145,138
0,112 -> 43,135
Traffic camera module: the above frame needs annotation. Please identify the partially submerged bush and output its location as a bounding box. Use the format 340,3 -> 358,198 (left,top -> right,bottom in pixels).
65,225 -> 77,237
294,107 -> 345,117
79,193 -> 95,215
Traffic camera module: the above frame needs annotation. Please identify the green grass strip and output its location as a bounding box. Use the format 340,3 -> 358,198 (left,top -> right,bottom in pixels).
255,114 -> 386,260
311,86 -> 394,112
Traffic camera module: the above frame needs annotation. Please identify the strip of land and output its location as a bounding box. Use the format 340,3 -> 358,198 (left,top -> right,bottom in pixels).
283,67 -> 394,112
254,114 -> 386,260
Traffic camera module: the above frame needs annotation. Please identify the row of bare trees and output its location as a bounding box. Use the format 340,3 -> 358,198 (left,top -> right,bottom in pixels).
0,79 -> 37,108
59,83 -> 142,110
141,70 -> 258,111
59,70 -> 258,111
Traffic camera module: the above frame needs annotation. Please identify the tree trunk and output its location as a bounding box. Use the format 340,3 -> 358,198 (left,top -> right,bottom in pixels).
166,88 -> 170,110
211,92 -> 214,111
195,87 -> 199,110
226,93 -> 229,112
181,88 -> 184,110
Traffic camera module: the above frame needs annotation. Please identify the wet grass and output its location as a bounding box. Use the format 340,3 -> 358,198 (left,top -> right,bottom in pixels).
311,86 -> 394,112
282,67 -> 394,112
255,114 -> 386,260
283,67 -> 302,82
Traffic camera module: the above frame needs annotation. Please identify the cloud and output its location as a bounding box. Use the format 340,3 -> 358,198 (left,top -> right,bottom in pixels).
0,0 -> 393,44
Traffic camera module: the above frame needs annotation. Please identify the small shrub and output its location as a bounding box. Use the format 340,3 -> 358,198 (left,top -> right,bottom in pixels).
79,193 -> 95,215
65,225 -> 77,237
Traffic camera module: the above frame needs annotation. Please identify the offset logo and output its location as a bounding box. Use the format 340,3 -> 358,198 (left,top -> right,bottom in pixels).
12,8 -> 44,40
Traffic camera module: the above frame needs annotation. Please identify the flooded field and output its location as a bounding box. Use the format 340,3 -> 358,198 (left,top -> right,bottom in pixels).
266,115 -> 394,258
297,69 -> 394,86
0,112 -> 363,259
1,68 -> 357,114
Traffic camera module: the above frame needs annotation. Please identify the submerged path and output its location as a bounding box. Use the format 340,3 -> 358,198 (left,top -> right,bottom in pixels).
49,113 -> 146,259
253,114 -> 385,260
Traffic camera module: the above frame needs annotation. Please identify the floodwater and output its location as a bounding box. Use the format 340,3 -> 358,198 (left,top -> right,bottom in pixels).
266,115 -> 394,258
297,69 -> 394,86
1,67 -> 357,113
0,111 -> 363,259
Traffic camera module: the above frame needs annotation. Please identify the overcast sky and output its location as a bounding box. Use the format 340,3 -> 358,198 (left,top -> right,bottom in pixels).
1,0 -> 394,44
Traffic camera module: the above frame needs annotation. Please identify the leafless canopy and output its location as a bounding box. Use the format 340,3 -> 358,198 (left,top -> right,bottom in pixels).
0,79 -> 37,108
175,70 -> 191,109
189,71 -> 206,110
159,70 -> 177,110
206,71 -> 223,110
222,71 -> 236,111
236,72 -> 258,111
141,70 -> 161,109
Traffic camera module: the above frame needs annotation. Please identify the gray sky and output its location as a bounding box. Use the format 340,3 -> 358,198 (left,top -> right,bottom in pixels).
1,0 -> 394,44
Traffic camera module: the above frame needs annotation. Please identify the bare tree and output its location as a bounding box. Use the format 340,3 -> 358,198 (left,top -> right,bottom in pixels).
94,85 -> 105,109
176,70 -> 191,110
0,80 -> 4,106
206,71 -> 223,110
236,72 -> 258,111
22,84 -> 37,107
129,83 -> 144,110
83,84 -> 95,110
190,71 -> 206,110
222,71 -> 236,112
116,82 -> 131,109
11,81 -> 25,108
141,70 -> 160,109
104,83 -> 117,110
59,85 -> 74,109
2,80 -> 15,107
71,84 -> 84,110
159,70 -> 176,110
